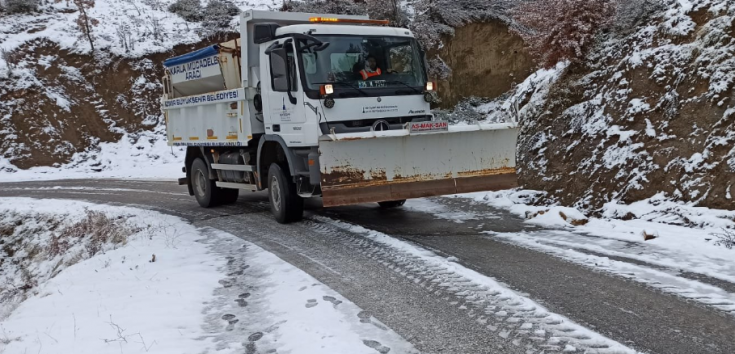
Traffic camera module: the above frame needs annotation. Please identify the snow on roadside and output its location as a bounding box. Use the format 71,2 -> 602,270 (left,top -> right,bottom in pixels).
0,126 -> 184,182
315,215 -> 640,354
0,198 -> 418,354
0,198 -> 229,354
454,190 -> 735,282
417,190 -> 735,315
489,229 -> 735,315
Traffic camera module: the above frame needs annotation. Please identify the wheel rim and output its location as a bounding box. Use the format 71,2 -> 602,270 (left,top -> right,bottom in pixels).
195,170 -> 207,197
271,175 -> 281,212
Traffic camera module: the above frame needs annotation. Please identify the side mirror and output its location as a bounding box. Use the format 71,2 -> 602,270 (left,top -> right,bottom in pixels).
270,47 -> 289,92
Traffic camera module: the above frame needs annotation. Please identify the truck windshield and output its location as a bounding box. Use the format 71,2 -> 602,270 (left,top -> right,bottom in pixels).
298,35 -> 426,94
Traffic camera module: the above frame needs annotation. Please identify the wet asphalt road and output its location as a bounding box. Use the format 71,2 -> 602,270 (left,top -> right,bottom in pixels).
1,179 -> 734,354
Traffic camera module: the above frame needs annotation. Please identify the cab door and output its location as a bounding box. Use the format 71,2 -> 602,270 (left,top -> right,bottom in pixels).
263,39 -> 307,146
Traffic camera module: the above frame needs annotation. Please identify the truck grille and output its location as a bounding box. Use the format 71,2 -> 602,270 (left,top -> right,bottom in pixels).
319,115 -> 431,134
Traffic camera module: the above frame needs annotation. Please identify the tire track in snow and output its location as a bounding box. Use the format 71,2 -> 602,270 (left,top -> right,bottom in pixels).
307,216 -> 641,354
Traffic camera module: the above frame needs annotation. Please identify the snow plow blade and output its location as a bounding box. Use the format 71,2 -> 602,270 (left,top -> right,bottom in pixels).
319,123 -> 519,207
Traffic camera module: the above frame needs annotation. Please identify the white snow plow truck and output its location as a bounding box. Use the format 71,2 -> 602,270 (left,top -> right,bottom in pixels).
162,10 -> 519,223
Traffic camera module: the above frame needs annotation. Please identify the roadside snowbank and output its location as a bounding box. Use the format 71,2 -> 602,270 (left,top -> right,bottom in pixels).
460,190 -> 735,259
0,198 -> 227,354
431,190 -> 735,314
0,198 -> 417,354
0,127 -> 183,182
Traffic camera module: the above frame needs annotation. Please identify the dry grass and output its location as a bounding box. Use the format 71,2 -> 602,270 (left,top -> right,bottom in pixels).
1,209 -> 143,310
48,210 -> 139,258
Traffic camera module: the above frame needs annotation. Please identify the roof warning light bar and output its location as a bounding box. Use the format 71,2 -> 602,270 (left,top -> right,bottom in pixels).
309,17 -> 390,25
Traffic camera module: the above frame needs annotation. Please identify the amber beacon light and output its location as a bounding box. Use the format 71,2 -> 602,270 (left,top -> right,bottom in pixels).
309,17 -> 390,25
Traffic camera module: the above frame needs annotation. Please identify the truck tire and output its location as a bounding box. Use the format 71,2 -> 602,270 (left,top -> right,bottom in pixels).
218,189 -> 239,205
268,163 -> 304,224
191,158 -> 220,208
378,200 -> 406,208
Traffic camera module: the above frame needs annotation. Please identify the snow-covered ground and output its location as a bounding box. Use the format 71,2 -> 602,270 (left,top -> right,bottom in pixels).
0,198 -> 418,354
0,128 -> 183,182
426,190 -> 735,315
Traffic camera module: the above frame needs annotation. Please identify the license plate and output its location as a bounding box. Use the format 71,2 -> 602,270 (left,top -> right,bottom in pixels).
409,120 -> 449,134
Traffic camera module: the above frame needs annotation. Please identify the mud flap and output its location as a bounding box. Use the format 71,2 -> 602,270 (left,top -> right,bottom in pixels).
318,123 -> 519,207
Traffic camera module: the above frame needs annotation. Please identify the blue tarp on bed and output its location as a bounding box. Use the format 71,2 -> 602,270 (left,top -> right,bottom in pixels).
163,45 -> 220,68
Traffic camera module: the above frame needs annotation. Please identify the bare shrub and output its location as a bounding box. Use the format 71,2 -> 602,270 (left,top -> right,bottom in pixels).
148,15 -> 164,41
115,23 -> 135,53
0,47 -> 14,74
613,0 -> 664,35
427,55 -> 452,80
141,0 -> 163,11
365,0 -> 408,27
56,0 -> 100,53
201,0 -> 240,35
168,0 -> 203,22
411,0 -> 515,50
281,0 -> 366,16
712,229 -> 735,249
3,0 -> 39,14
511,0 -> 617,68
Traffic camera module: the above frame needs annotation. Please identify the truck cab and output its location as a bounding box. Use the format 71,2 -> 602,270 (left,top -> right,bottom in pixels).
258,22 -> 433,147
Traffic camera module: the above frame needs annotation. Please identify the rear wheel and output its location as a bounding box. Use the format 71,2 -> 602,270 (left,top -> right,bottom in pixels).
192,158 -> 219,208
268,163 -> 304,224
378,200 -> 406,208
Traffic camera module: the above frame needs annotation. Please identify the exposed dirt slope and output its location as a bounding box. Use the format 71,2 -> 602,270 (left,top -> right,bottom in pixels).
0,37 -> 228,169
432,21 -> 534,108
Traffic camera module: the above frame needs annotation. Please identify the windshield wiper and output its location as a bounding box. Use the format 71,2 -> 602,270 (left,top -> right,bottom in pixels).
385,80 -> 422,94
317,82 -> 370,97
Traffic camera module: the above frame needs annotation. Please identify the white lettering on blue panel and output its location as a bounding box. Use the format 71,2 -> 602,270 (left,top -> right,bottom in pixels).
163,89 -> 240,108
168,55 -> 220,81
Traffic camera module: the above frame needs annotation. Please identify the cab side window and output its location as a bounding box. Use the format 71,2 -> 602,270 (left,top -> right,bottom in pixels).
270,43 -> 298,92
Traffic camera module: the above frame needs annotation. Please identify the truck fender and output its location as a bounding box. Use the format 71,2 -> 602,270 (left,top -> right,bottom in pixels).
256,135 -> 305,188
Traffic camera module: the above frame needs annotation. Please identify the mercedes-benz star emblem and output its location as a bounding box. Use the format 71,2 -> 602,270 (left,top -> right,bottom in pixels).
371,120 -> 390,132
377,97 -> 382,102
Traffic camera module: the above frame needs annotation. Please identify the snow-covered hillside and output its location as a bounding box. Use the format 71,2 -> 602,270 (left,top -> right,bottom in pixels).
454,0 -> 735,211
0,0 -> 274,175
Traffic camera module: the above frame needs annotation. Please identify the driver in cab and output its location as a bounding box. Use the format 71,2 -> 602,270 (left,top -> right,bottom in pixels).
359,56 -> 395,80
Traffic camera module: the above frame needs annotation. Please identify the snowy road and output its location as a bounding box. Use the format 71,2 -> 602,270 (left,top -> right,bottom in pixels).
1,180 -> 734,354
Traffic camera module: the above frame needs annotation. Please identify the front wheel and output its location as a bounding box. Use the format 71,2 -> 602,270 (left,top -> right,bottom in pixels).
378,200 -> 406,208
268,163 -> 304,224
